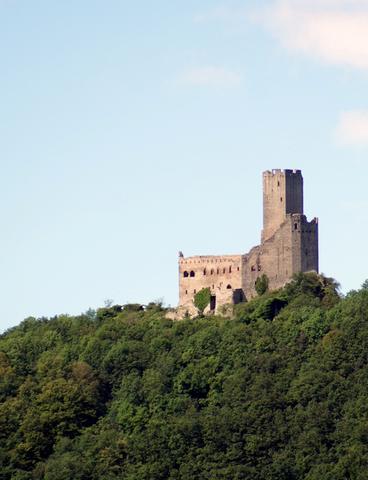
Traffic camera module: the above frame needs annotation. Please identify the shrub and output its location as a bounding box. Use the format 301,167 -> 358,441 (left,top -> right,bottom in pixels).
193,288 -> 211,316
255,274 -> 269,296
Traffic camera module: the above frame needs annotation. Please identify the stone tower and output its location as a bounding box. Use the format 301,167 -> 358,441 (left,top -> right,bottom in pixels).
177,169 -> 319,316
262,169 -> 303,242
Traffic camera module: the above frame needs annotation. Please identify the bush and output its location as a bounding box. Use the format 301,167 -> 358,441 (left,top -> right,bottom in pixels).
255,274 -> 269,296
193,288 -> 211,316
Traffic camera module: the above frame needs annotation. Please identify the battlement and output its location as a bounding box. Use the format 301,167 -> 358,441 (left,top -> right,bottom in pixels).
264,169 -> 302,176
179,255 -> 242,265
179,255 -> 243,280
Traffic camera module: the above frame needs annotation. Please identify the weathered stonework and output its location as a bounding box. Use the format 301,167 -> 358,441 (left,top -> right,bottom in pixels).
178,169 -> 318,316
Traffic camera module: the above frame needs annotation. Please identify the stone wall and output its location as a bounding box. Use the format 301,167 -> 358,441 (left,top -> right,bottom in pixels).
245,214 -> 318,299
179,255 -> 244,315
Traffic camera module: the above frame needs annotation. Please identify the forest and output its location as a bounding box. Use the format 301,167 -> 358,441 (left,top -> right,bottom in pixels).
1,272 -> 368,479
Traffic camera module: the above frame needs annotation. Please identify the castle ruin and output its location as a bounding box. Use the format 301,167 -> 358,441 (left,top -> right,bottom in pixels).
178,169 -> 318,315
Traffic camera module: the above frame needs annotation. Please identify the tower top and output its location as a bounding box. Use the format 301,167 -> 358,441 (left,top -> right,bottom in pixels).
263,169 -> 302,176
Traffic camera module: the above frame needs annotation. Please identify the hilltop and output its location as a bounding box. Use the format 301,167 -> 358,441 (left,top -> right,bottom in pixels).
1,273 -> 368,479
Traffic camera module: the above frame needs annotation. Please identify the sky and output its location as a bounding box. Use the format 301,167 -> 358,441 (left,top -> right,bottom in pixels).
1,0 -> 368,331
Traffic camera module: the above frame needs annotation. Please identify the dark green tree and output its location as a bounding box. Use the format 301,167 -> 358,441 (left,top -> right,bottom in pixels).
255,274 -> 269,296
193,288 -> 211,316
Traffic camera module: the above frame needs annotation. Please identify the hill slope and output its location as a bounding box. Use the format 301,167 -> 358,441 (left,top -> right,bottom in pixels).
1,274 -> 368,479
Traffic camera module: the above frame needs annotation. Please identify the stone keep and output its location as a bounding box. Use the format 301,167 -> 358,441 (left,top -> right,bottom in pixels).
178,169 -> 318,314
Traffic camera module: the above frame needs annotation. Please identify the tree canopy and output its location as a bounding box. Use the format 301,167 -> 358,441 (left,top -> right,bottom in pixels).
2,273 -> 368,479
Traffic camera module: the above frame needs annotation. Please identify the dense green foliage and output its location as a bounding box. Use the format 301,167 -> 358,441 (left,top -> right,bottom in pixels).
193,288 -> 211,316
255,274 -> 269,296
2,273 -> 368,479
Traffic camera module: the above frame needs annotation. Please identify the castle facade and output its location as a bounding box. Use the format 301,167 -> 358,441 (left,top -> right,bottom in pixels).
178,169 -> 318,314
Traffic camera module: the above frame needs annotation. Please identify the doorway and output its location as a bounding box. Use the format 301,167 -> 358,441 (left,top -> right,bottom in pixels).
210,295 -> 216,311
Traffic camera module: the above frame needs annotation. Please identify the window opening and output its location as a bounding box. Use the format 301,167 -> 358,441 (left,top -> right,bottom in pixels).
190,271 -> 195,277
183,271 -> 189,278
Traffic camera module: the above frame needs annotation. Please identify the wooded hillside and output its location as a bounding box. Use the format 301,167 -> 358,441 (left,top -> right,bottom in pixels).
1,273 -> 368,479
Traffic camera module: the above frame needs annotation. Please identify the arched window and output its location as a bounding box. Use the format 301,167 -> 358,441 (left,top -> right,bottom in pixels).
190,271 -> 195,277
229,266 -> 232,273
183,271 -> 189,278
227,284 -> 232,289
211,269 -> 214,275
223,268 -> 226,274
217,268 -> 219,274
203,269 -> 207,276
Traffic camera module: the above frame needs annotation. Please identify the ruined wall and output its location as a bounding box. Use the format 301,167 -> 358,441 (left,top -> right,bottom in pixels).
179,255 -> 244,314
242,214 -> 319,300
243,220 -> 293,299
286,214 -> 319,275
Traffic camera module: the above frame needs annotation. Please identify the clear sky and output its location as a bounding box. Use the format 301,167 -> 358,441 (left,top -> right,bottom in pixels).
1,0 -> 368,331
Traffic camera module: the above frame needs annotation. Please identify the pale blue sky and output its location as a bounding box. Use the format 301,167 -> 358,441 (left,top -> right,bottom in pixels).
1,0 -> 368,330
